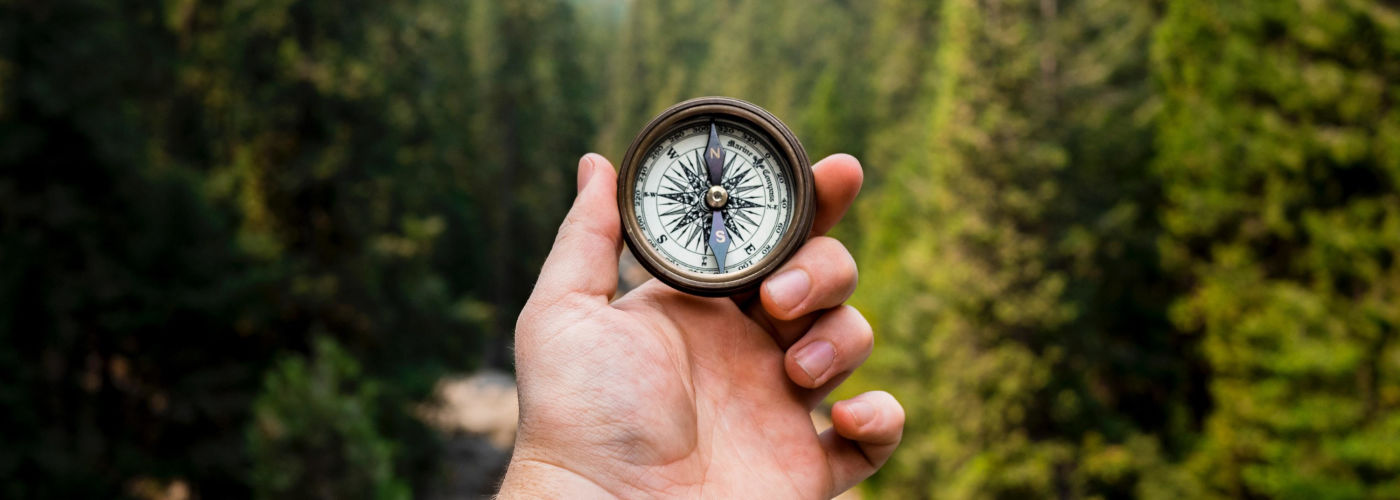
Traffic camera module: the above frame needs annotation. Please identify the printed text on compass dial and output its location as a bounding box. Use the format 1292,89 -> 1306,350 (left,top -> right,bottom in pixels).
633,121 -> 794,275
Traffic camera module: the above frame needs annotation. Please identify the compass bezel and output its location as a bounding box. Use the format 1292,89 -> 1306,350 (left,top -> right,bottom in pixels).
618,96 -> 815,297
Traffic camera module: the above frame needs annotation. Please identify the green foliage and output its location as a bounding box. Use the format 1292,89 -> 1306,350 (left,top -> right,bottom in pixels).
855,0 -> 940,189
7,0 -> 1400,497
846,0 -> 1196,497
595,0 -> 869,163
0,0 -> 274,496
1,0 -> 591,496
1155,0 -> 1400,496
248,337 -> 409,500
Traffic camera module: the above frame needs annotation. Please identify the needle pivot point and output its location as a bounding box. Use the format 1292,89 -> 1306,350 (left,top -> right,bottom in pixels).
706,185 -> 729,209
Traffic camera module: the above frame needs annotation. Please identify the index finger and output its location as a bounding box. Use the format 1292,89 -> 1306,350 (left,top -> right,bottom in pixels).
808,153 -> 864,238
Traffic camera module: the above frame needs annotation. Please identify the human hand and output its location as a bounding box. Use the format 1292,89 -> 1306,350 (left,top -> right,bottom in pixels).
499,153 -> 904,499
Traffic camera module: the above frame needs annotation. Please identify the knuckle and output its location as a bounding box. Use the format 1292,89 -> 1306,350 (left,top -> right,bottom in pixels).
515,292 -> 596,351
875,391 -> 907,427
519,290 -> 589,329
808,236 -> 852,261
839,247 -> 859,291
552,291 -> 598,317
554,210 -> 617,253
842,305 -> 874,349
802,237 -> 859,296
554,211 -> 584,245
806,235 -> 843,254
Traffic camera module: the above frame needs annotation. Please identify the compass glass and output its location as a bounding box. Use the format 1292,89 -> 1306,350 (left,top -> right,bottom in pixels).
632,118 -> 794,276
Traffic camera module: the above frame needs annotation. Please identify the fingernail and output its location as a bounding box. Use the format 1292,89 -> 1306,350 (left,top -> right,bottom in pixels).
577,154 -> 595,193
793,340 -> 835,382
845,400 -> 874,427
765,269 -> 810,312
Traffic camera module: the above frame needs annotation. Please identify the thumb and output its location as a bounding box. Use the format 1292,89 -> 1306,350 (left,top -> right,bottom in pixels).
530,153 -> 622,305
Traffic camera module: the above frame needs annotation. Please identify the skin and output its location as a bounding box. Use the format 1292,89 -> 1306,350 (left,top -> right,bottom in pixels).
500,153 -> 905,499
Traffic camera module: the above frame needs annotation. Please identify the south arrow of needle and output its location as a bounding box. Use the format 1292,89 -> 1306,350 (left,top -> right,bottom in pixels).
705,121 -> 730,272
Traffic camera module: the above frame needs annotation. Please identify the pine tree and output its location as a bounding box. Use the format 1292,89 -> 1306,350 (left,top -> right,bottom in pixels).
595,0 -> 727,158
841,0 -> 942,248
849,0 -> 1187,497
1155,1 -> 1400,496
452,0 -> 596,367
0,0 -> 598,494
0,0 -> 275,494
856,0 -> 941,186
594,0 -> 870,161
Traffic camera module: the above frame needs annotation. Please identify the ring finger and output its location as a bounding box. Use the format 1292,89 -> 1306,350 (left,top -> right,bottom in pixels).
784,305 -> 874,408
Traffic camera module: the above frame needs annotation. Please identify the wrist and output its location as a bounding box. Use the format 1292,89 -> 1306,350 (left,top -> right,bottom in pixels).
497,456 -> 617,499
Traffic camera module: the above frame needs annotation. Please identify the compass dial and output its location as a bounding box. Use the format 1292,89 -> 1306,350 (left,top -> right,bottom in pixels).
631,119 -> 794,276
618,96 -> 813,296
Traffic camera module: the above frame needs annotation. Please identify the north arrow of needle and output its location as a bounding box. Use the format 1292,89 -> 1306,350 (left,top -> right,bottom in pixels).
704,121 -> 730,272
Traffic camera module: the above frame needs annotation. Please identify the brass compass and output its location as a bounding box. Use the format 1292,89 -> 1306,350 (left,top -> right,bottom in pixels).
617,97 -> 815,296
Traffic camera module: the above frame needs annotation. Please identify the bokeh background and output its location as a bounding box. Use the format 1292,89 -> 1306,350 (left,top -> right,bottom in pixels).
4,0 -> 1400,498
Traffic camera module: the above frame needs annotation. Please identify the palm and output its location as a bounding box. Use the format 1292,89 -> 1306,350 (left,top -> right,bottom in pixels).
528,281 -> 833,497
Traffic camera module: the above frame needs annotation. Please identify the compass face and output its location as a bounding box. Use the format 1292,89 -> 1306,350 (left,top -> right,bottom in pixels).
618,96 -> 813,296
632,118 -> 794,277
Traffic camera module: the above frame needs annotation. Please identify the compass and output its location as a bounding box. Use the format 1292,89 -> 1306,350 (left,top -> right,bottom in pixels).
617,97 -> 815,296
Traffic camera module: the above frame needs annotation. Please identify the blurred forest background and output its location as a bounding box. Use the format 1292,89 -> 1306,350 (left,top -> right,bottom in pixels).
3,0 -> 1399,498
